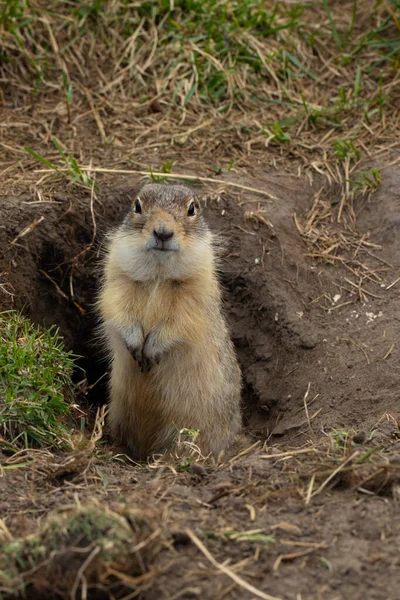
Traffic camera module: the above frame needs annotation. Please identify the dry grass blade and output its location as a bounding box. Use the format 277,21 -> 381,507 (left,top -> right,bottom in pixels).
305,473 -> 316,506
311,452 -> 360,498
186,529 -> 282,600
228,440 -> 261,464
294,163 -> 390,305
34,168 -> 279,200
383,344 -> 395,360
70,545 -> 101,600
386,276 -> 400,290
0,519 -> 13,542
303,382 -> 313,433
90,405 -> 108,446
11,216 -> 45,244
273,544 -> 327,572
260,448 -> 318,460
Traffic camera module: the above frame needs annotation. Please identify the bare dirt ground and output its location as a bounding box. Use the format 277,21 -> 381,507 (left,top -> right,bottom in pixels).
1,1 -> 400,598
1,162 -> 400,599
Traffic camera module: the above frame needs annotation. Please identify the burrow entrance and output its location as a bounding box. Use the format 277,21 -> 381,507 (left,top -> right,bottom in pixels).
0,183 -> 295,437
1,173 -> 399,441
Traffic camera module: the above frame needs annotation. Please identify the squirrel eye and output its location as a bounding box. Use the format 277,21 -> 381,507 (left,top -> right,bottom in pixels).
187,201 -> 195,217
134,199 -> 142,214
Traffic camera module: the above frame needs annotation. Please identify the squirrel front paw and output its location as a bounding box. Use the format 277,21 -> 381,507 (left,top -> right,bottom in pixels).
139,353 -> 161,373
119,323 -> 145,365
140,330 -> 164,372
127,343 -> 143,364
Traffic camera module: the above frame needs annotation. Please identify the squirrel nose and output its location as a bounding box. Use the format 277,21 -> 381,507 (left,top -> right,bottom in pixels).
153,227 -> 174,242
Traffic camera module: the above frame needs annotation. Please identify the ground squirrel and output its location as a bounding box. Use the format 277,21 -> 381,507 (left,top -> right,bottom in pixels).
98,183 -> 242,460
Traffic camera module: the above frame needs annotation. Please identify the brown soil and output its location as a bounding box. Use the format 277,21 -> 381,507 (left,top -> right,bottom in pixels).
1,164 -> 400,599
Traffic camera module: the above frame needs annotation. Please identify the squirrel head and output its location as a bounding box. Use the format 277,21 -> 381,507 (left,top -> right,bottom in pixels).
111,183 -> 214,281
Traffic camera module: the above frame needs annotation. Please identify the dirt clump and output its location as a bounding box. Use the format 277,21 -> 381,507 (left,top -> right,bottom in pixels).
0,502 -> 163,600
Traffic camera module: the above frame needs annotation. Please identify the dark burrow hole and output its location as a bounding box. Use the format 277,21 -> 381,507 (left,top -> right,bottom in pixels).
28,268 -> 273,441
31,262 -> 272,428
33,266 -> 110,409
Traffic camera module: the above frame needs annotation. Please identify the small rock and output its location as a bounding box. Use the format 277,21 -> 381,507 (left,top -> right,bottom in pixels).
299,332 -> 318,349
191,463 -> 207,477
353,432 -> 366,444
150,99 -> 162,113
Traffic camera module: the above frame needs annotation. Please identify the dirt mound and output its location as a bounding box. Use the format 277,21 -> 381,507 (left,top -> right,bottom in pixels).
1,166 -> 400,600
0,167 -> 399,440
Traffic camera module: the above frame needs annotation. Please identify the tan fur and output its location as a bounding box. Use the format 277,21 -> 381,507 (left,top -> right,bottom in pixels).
98,183 -> 242,460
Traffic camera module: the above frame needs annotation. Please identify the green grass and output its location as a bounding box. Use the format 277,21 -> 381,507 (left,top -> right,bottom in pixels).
1,1 -> 400,182
333,138 -> 361,160
0,0 -> 28,30
149,159 -> 174,183
349,168 -> 382,192
0,311 -> 77,449
25,137 -> 97,188
329,430 -> 354,451
4,1 -> 397,107
329,429 -> 379,458
1,0 -> 305,107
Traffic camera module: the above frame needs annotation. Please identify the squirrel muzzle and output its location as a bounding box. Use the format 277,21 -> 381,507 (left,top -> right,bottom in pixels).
147,213 -> 179,252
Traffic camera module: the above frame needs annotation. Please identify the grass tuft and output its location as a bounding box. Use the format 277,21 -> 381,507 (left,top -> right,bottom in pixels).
25,138 -> 97,189
0,311 -> 77,449
1,0 -> 400,193
0,503 -> 162,598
